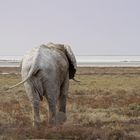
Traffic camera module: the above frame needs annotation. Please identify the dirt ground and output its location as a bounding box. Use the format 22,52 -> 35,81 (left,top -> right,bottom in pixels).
0,67 -> 20,74
0,67 -> 140,140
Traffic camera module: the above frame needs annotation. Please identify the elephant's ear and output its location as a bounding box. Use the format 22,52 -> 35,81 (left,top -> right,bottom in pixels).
64,45 -> 77,79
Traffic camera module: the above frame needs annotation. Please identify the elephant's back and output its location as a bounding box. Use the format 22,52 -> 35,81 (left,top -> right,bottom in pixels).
41,47 -> 68,68
39,46 -> 69,80
21,45 -> 69,81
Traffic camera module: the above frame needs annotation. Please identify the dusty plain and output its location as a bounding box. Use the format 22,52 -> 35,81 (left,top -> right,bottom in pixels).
0,67 -> 140,140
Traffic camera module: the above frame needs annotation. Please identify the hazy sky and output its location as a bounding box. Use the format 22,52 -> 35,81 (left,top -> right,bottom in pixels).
0,0 -> 140,56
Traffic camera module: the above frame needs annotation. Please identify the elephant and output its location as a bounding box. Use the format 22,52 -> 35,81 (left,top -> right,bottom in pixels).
10,42 -> 77,126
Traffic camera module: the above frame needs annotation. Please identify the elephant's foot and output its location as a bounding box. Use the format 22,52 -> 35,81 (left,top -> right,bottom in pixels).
56,111 -> 67,125
48,112 -> 66,126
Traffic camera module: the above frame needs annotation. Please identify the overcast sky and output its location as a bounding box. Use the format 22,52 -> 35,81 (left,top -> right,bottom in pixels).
0,0 -> 140,56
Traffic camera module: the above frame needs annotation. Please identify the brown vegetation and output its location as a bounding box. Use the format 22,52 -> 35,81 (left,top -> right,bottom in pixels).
0,67 -> 140,139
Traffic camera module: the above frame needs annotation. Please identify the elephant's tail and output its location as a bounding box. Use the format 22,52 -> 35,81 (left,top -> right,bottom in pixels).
8,50 -> 40,90
8,68 -> 40,90
8,76 -> 30,89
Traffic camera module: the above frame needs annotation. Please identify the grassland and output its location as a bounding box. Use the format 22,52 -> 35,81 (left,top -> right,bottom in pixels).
0,67 -> 140,140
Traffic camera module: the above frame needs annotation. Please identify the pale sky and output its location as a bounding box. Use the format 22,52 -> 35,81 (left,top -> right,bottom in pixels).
0,0 -> 140,56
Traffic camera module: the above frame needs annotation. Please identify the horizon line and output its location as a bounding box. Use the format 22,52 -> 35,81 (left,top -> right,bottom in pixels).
1,54 -> 140,56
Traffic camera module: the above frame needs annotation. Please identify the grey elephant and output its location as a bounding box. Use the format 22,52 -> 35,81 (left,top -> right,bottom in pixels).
10,42 -> 77,126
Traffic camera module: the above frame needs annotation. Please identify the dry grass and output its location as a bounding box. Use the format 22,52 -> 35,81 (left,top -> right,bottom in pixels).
0,67 -> 140,139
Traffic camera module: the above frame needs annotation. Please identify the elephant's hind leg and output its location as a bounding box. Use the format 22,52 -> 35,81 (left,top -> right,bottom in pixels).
32,100 -> 41,127
58,73 -> 69,123
59,73 -> 69,113
24,81 -> 41,127
45,83 -> 59,125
